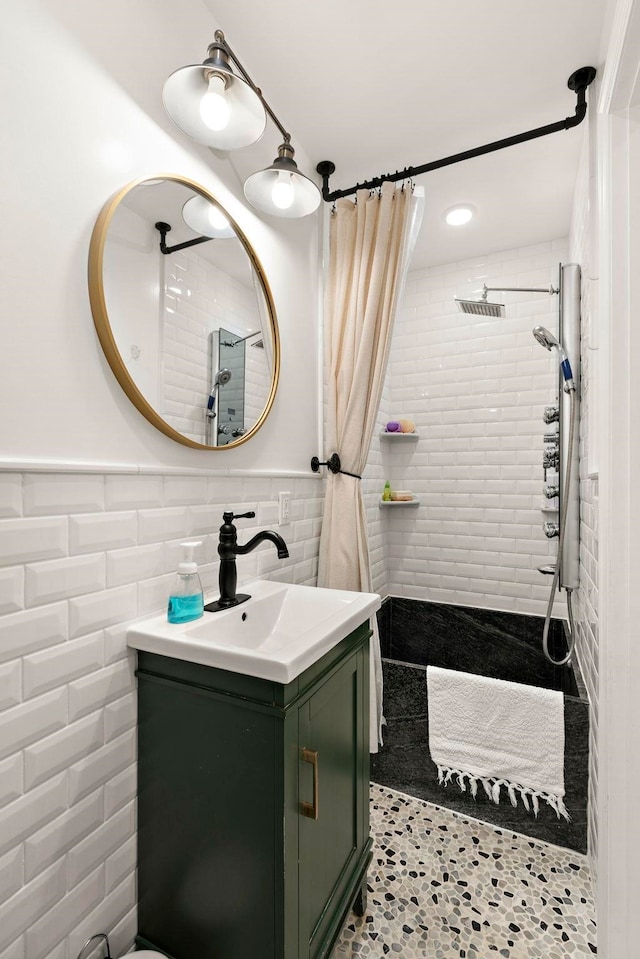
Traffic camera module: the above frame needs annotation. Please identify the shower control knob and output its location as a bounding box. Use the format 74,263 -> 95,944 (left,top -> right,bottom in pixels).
543,522 -> 560,538
543,449 -> 559,469
544,484 -> 560,499
543,405 -> 560,424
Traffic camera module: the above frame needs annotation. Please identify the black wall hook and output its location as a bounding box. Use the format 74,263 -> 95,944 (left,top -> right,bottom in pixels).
311,453 -> 362,480
311,453 -> 341,474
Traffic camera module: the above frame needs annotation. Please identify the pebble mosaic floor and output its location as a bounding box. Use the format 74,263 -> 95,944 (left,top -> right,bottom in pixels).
331,784 -> 597,958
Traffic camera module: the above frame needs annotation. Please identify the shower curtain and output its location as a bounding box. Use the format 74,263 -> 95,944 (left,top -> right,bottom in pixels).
318,181 -> 424,750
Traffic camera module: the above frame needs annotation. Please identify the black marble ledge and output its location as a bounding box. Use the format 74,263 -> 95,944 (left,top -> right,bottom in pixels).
377,596 -> 583,698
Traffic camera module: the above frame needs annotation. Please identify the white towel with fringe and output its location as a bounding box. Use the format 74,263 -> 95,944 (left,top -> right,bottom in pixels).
427,665 -> 569,820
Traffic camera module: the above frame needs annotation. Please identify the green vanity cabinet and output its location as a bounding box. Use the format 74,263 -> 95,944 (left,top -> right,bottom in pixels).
134,620 -> 372,959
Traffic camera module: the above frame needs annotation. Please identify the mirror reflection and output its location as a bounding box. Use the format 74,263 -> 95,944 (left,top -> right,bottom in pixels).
91,175 -> 278,449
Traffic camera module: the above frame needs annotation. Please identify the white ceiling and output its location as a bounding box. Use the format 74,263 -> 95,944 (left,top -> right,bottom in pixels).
202,0 -> 607,270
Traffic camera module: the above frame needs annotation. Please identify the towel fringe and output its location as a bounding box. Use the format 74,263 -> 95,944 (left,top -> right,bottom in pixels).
435,764 -> 571,821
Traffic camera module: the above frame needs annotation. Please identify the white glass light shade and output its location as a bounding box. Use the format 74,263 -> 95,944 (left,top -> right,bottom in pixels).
182,196 -> 236,238
163,64 -> 266,150
244,158 -> 321,218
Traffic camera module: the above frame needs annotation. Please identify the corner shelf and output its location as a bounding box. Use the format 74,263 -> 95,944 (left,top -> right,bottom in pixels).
379,432 -> 419,443
379,499 -> 420,509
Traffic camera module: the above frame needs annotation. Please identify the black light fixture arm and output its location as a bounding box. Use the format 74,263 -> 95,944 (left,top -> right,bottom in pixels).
209,30 -> 291,144
316,66 -> 596,202
155,221 -> 213,255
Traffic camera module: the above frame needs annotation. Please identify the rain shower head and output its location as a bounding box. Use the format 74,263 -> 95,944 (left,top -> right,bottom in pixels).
456,282 -> 558,318
455,296 -> 505,318
454,284 -> 505,318
214,368 -> 232,387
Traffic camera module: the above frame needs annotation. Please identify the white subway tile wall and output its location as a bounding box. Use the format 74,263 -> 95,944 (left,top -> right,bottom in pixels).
161,248 -> 270,445
365,239 -> 569,617
0,471 -> 322,958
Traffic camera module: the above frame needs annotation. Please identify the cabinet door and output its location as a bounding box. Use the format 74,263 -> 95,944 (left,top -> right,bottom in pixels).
298,645 -> 370,959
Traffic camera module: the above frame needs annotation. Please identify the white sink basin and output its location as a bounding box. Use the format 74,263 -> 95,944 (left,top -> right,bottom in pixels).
127,580 -> 381,683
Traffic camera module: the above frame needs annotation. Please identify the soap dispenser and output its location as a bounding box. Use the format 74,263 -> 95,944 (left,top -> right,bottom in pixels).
167,541 -> 204,624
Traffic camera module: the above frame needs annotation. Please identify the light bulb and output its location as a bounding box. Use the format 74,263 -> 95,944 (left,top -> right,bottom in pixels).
199,75 -> 230,131
208,205 -> 230,232
271,171 -> 295,210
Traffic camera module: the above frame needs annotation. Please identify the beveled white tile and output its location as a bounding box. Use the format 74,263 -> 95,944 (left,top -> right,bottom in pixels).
25,554 -> 105,607
23,633 -> 103,701
25,864 -> 105,959
0,567 -> 23,614
0,754 -> 22,809
0,475 -> 22,518
24,788 -> 103,881
103,693 -> 136,742
0,859 -> 67,955
0,516 -> 67,566
0,689 -> 67,761
0,846 -> 23,904
104,765 -> 136,820
69,512 -> 137,555
69,729 -> 135,804
68,585 -> 137,639
105,543 -> 164,588
67,801 -> 134,888
136,572 -> 175,617
105,475 -> 163,510
65,874 -> 136,959
0,773 -> 67,857
105,834 -> 136,894
23,475 -> 104,516
0,603 -> 68,664
68,661 -> 134,723
163,475 -> 208,506
0,662 -> 21,712
24,711 -> 104,790
138,507 -> 188,544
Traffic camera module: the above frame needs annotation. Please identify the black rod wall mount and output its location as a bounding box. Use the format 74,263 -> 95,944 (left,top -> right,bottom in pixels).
316,66 -> 597,202
155,221 -> 214,255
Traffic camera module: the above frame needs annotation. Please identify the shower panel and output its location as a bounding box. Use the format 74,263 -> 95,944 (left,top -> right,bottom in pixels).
557,263 -> 580,590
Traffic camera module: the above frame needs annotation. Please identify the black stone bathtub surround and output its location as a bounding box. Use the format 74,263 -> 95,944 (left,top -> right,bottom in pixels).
371,597 -> 589,853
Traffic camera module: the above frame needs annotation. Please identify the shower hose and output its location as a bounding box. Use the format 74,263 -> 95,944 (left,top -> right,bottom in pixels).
542,387 -> 577,667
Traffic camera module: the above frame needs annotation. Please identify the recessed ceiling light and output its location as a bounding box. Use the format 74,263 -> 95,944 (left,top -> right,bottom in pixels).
445,205 -> 475,226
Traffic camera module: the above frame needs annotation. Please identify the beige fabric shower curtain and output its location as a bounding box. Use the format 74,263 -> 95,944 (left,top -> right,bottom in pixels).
318,180 -> 423,750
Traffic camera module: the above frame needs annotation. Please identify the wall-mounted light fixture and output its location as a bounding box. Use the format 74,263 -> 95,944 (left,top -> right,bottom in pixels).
163,31 -> 321,219
182,196 -> 236,238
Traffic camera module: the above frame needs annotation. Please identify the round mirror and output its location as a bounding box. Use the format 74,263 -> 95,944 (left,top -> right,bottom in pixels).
88,174 -> 279,449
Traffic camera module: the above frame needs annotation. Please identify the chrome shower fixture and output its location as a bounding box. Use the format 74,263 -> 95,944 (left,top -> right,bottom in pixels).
532,325 -> 576,390
455,292 -> 505,318
455,282 -> 558,318
214,368 -> 232,387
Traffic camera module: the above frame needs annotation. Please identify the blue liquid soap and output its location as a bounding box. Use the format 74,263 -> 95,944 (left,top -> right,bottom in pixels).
168,592 -> 204,624
167,541 -> 204,624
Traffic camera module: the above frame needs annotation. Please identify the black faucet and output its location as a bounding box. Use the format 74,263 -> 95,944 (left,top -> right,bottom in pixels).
204,511 -> 289,613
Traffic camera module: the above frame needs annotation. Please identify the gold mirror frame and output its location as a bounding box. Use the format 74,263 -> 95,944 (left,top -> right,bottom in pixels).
88,173 -> 280,450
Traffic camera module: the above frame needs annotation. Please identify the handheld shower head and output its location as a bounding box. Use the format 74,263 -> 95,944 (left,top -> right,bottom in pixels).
532,325 -> 561,352
214,368 -> 232,387
532,326 -> 575,390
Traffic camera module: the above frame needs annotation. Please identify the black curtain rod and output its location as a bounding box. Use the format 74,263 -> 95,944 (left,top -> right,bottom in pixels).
316,66 -> 596,202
